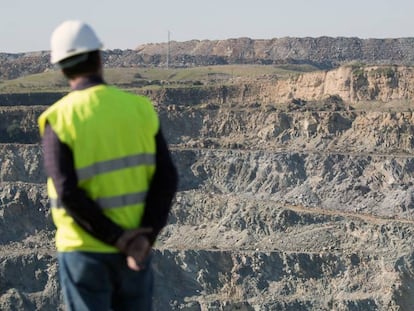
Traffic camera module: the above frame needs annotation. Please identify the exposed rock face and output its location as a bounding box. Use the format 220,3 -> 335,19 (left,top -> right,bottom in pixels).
2,37 -> 414,79
140,65 -> 414,106
4,66 -> 414,310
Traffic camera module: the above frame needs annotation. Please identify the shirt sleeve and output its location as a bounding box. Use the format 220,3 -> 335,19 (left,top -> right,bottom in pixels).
140,129 -> 178,244
42,123 -> 124,245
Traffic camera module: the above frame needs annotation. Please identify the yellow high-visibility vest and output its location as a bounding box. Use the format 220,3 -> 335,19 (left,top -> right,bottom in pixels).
38,84 -> 159,252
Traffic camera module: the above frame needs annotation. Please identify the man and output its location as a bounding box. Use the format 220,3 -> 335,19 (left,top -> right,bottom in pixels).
38,20 -> 178,310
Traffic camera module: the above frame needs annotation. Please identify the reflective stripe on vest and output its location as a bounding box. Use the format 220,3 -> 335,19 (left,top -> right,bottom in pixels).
76,153 -> 155,181
50,190 -> 148,209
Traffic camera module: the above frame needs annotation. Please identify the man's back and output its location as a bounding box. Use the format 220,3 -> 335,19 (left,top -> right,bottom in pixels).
41,20 -> 178,310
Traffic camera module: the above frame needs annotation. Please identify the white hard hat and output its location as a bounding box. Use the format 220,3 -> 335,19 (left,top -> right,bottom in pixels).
50,20 -> 103,65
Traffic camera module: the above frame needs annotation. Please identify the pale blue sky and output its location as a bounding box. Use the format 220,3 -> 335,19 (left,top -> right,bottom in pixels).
1,0 -> 413,53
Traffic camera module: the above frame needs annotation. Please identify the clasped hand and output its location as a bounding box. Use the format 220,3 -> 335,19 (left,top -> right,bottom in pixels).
115,227 -> 152,271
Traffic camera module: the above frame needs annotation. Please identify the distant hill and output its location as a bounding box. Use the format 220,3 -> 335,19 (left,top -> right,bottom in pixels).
1,37 -> 414,80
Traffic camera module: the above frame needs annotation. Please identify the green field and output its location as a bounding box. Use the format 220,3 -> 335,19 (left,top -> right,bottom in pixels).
0,64 -> 319,94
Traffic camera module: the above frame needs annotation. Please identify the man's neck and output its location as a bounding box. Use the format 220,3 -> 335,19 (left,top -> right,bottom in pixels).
69,74 -> 105,91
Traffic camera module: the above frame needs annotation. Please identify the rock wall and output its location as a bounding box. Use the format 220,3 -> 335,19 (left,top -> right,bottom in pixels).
141,65 -> 414,106
3,66 -> 414,310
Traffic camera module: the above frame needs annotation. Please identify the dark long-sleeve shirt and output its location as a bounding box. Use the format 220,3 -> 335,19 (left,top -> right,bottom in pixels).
42,78 -> 178,246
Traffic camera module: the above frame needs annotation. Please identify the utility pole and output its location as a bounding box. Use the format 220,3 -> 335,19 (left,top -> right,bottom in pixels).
167,30 -> 170,69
